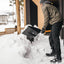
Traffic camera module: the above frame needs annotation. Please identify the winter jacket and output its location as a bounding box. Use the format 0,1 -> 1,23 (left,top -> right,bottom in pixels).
42,4 -> 62,30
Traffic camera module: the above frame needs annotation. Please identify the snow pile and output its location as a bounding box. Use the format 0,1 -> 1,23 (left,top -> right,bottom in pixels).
0,29 -> 64,64
0,32 -> 31,64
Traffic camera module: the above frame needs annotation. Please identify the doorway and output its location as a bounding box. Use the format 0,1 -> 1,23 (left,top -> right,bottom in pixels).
25,0 -> 38,26
30,0 -> 38,26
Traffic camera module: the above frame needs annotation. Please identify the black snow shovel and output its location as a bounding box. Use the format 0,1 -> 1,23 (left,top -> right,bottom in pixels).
22,26 -> 41,43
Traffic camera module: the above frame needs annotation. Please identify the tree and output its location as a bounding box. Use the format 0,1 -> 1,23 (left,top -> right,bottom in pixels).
9,0 -> 24,6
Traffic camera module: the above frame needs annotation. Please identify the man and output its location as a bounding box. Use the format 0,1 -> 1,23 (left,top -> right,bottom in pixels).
40,0 -> 63,63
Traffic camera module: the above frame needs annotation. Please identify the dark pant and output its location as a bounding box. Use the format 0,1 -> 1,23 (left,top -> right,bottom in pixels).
49,21 -> 63,58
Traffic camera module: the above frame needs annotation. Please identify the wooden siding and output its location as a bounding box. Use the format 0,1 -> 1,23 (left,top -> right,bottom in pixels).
24,0 -> 44,29
32,0 -> 44,29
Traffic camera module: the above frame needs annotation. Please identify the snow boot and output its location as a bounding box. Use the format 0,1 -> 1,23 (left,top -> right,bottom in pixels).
50,56 -> 62,63
46,51 -> 56,56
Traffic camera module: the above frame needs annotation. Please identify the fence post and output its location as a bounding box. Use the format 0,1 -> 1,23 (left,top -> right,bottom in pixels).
16,0 -> 21,34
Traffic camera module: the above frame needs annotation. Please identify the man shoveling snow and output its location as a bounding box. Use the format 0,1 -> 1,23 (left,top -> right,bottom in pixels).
40,0 -> 63,63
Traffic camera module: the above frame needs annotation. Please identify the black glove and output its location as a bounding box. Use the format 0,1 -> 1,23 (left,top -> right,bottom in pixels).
41,28 -> 45,33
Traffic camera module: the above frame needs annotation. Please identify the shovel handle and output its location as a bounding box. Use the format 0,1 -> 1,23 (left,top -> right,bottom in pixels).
44,30 -> 51,34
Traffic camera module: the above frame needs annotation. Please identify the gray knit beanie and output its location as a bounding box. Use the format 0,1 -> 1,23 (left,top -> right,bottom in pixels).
40,0 -> 52,5
40,0 -> 47,3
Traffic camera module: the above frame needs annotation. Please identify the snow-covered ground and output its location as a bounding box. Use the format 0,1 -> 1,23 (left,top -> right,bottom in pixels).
0,28 -> 64,64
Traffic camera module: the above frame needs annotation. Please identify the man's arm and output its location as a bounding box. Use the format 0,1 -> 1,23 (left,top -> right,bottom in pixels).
42,7 -> 49,30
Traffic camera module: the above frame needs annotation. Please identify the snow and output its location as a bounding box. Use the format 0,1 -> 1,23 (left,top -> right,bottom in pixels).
0,9 -> 24,32
0,0 -> 24,32
0,0 -> 9,11
0,28 -> 64,64
0,17 -> 24,32
0,12 -> 8,15
0,21 -> 24,32
0,23 -> 16,32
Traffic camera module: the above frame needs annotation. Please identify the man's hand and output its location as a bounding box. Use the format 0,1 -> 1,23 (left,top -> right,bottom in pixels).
41,28 -> 45,33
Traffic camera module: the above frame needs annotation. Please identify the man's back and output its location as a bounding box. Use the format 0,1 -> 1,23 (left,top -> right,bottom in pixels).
42,4 -> 62,25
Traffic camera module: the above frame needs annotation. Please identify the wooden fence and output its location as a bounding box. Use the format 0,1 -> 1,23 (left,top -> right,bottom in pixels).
0,28 -> 24,36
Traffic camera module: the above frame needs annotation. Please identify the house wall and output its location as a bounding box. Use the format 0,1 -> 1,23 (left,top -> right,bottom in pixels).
24,0 -> 44,29
32,0 -> 44,29
34,0 -> 44,29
